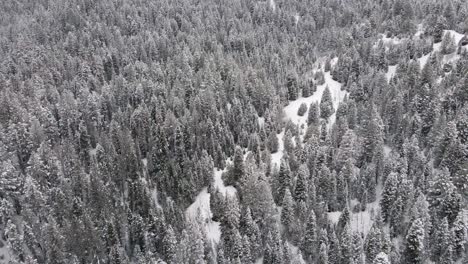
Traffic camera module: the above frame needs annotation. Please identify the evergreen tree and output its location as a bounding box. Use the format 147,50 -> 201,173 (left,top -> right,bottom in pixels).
294,164 -> 309,203
432,217 -> 454,263
217,244 -> 227,264
240,207 -> 261,259
308,102 -> 320,126
241,235 -> 252,263
281,189 -> 294,229
303,211 -> 318,260
282,242 -> 291,264
441,32 -> 456,55
365,224 -> 383,263
351,232 -> 364,264
232,147 -> 245,185
404,218 -> 426,264
340,225 -> 352,264
320,86 -> 335,119
163,225 -> 177,263
373,252 -> 390,264
298,103 -> 308,117
452,213 -> 467,260
277,157 -> 292,204
318,242 -> 329,264
380,172 -> 399,223
287,71 -> 299,101
337,207 -> 351,235
328,227 -> 341,264
267,131 -> 279,153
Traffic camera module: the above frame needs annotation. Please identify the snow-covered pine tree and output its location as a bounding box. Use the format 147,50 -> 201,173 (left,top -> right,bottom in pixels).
308,102 -> 320,126
320,86 -> 335,119
303,210 -> 318,261
281,189 -> 294,230
403,218 -> 426,264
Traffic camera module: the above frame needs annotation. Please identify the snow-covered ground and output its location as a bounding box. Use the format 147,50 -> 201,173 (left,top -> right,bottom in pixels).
328,144 -> 392,235
283,71 -> 346,134
271,130 -> 284,169
328,184 -> 383,237
187,55 -> 348,261
213,168 -> 237,197
385,29 -> 467,81
271,61 -> 348,174
185,26 -> 466,260
269,0 -> 276,11
379,33 -> 404,46
294,14 -> 300,25
186,166 -> 237,244
327,32 -> 409,236
254,61 -> 349,263
257,116 -> 265,128
0,238 -> 11,264
419,30 -> 466,68
281,59 -> 347,149
386,65 -> 397,81
441,30 -> 465,49
186,188 -> 221,243
414,24 -> 424,38
383,145 -> 392,157
288,242 -> 306,264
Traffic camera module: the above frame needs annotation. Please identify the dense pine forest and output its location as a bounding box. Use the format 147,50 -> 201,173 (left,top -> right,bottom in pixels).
0,0 -> 467,263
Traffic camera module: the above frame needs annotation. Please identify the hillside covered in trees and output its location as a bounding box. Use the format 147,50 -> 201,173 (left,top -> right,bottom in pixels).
0,0 -> 467,263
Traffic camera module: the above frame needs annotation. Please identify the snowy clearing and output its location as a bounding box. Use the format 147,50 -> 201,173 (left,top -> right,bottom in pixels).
328,183 -> 383,237
185,188 -> 221,243
213,168 -> 237,197
419,30 -> 466,68
186,156 -> 239,244
283,66 -> 347,136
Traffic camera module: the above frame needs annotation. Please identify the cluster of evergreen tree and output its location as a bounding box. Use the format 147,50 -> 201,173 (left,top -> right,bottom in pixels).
0,0 -> 467,263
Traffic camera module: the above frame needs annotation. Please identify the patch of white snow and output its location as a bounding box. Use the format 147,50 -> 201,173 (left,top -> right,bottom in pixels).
151,188 -> 162,209
269,0 -> 276,11
185,188 -> 221,243
294,14 -> 300,25
386,65 -> 397,81
283,71 -> 346,135
271,130 -> 284,169
328,211 -> 342,225
383,145 -> 392,157
258,116 -> 265,128
328,184 -> 383,236
213,168 -> 237,197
